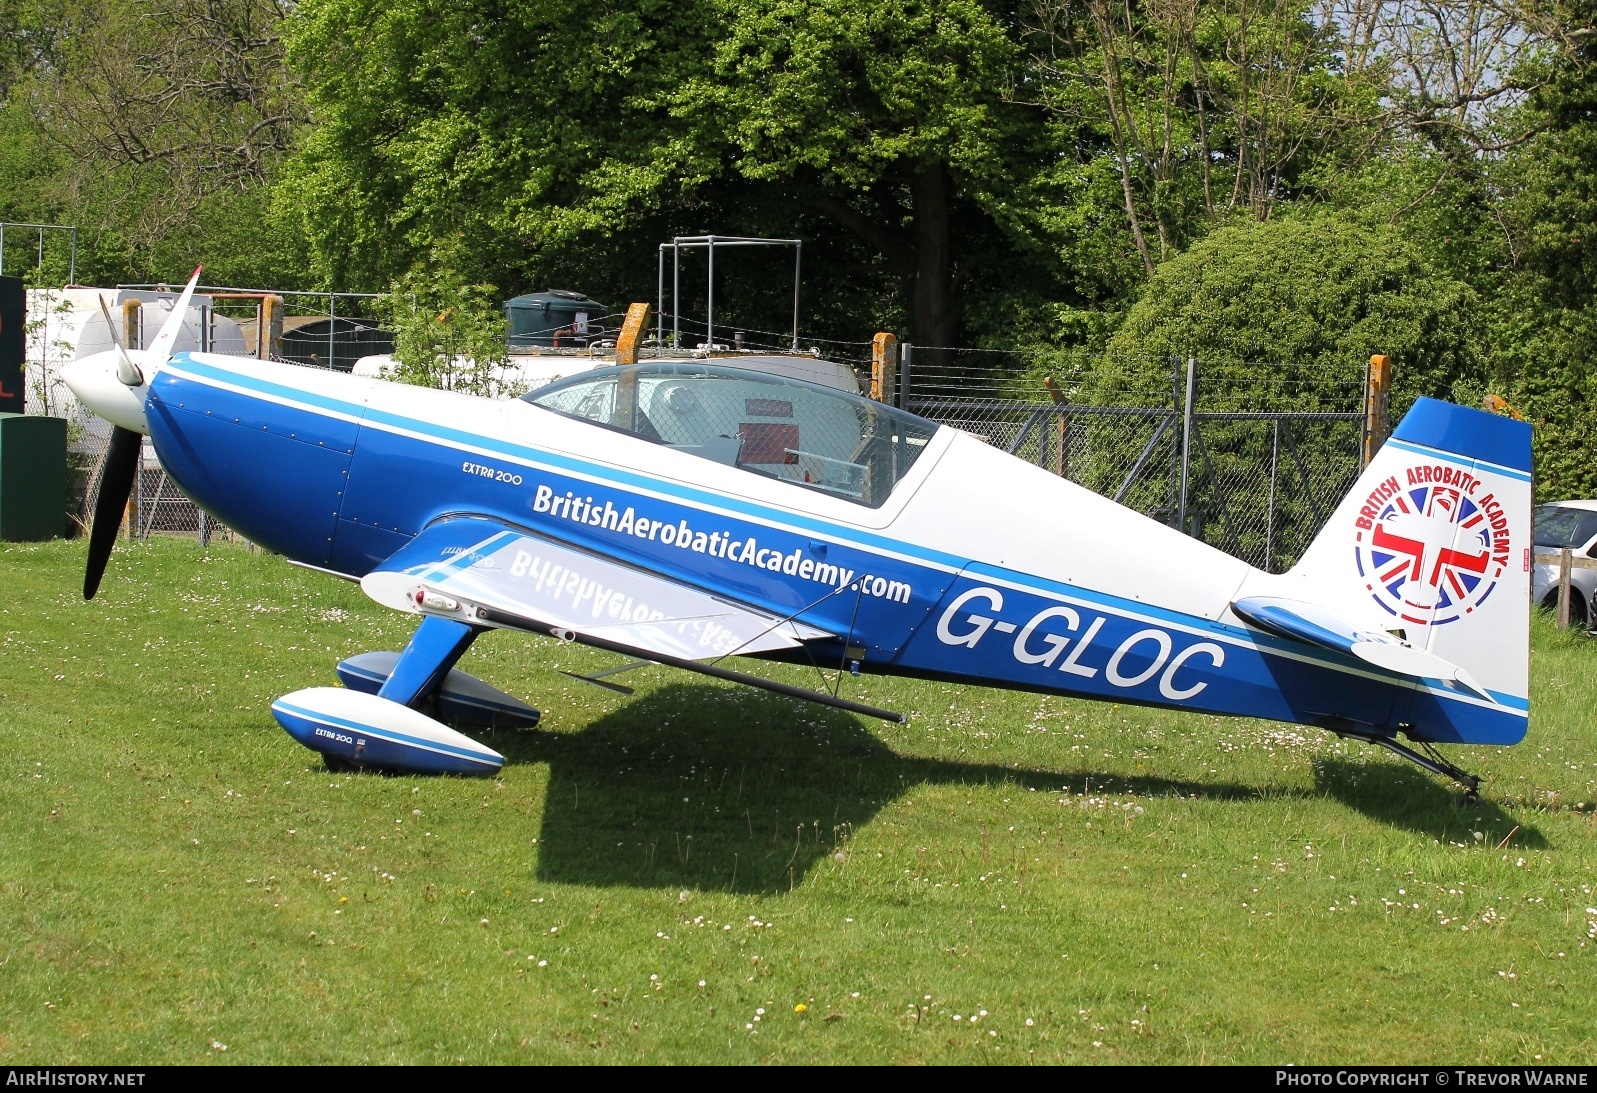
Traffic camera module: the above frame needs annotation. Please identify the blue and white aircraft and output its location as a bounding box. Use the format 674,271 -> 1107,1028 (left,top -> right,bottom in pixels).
64,270 -> 1533,797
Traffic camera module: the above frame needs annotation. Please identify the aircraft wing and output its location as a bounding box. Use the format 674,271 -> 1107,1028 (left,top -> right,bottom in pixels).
361,516 -> 830,661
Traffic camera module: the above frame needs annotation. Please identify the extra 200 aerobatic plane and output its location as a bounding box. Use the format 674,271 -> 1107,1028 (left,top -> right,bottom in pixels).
64,271 -> 1532,798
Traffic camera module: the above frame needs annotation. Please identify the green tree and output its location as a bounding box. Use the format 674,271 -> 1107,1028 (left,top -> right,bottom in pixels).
285,0 -> 1079,350
1485,0 -> 1597,499
1026,0 -> 1387,272
1092,210 -> 1477,569
685,0 -> 1041,350
0,0 -> 308,285
0,0 -> 72,273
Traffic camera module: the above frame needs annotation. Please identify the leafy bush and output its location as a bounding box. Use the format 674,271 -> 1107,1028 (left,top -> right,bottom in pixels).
373,268 -> 513,396
1100,212 -> 1481,413
1087,212 -> 1481,570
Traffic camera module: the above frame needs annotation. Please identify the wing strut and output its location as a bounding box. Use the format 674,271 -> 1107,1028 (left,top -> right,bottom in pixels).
472,605 -> 906,724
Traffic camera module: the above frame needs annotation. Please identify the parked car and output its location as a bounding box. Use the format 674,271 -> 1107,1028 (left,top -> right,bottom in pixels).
1531,500 -> 1597,626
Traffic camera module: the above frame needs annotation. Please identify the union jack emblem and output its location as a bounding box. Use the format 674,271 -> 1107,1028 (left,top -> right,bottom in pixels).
1354,478 -> 1505,626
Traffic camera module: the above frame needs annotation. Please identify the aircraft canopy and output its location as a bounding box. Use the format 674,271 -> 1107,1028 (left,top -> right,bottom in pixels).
525,362 -> 938,507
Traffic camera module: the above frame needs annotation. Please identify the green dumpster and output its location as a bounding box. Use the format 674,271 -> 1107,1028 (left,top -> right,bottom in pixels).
504,290 -> 608,348
0,413 -> 67,540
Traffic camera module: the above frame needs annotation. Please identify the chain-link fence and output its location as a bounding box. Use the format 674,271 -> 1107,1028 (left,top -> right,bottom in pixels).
968,401 -> 1364,572
50,323 -> 1370,573
63,433 -> 249,546
898,349 -> 1368,573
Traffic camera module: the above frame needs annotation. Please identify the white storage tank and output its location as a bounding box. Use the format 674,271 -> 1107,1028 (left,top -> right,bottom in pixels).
24,286 -> 247,425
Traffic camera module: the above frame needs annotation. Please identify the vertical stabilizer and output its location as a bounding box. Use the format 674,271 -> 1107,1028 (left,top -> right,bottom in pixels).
1289,397 -> 1532,733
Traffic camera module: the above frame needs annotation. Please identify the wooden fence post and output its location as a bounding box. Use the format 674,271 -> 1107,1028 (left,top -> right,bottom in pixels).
1535,549 -> 1597,628
121,298 -> 141,351
871,332 -> 899,402
1043,375 -> 1068,477
262,295 -> 283,361
1363,354 -> 1391,467
1558,547 -> 1573,630
614,302 -> 652,365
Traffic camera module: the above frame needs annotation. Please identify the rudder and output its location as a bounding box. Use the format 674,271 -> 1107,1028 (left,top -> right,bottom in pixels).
1287,397 -> 1532,740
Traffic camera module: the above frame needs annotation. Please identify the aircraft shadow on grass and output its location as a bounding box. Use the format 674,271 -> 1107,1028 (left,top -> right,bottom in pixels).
482,682 -> 1401,894
1313,756 -> 1548,848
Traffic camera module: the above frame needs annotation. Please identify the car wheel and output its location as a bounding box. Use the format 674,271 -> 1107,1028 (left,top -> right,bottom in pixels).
1538,590 -> 1591,627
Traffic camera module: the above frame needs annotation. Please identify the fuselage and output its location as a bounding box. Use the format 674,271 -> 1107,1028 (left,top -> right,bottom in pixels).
141,352 -> 1527,746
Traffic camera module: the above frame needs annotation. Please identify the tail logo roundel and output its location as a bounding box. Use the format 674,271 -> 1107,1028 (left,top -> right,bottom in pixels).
1353,471 -> 1512,627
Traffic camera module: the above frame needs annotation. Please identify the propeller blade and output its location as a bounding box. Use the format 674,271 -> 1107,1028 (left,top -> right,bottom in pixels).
144,266 -> 203,368
96,295 -> 144,387
84,426 -> 142,600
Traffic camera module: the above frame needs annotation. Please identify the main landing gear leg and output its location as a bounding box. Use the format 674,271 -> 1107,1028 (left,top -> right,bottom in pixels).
1366,736 -> 1482,804
378,615 -> 481,708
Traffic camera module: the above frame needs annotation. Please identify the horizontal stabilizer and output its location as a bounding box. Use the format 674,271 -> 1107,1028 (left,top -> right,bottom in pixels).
1231,596 -> 1493,702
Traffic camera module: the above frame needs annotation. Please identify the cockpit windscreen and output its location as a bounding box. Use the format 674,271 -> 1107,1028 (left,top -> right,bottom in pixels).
525,363 -> 939,507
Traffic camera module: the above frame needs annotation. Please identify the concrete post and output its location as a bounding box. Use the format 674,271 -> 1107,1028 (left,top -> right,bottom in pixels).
1177,357 -> 1196,535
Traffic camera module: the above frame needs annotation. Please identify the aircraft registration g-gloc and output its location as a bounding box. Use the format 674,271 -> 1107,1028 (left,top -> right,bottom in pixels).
64,270 -> 1532,798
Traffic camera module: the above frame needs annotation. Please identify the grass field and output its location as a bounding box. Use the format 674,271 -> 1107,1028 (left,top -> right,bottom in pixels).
3,537 -> 1595,1064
